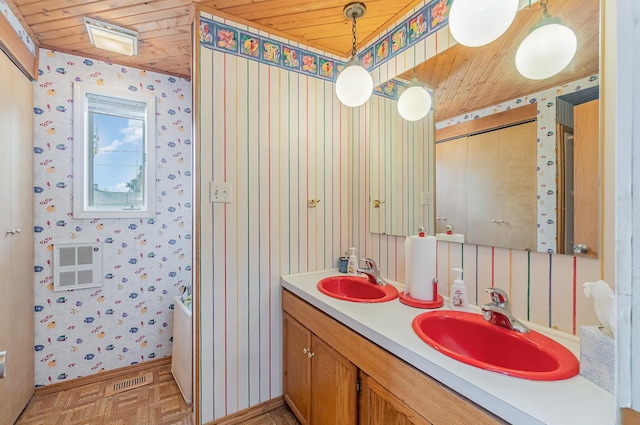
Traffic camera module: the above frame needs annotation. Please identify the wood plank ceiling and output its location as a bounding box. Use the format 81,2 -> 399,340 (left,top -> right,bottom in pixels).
6,0 -> 598,122
398,0 -> 600,121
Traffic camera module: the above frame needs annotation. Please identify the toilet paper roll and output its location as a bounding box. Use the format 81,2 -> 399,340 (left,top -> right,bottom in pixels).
404,235 -> 437,301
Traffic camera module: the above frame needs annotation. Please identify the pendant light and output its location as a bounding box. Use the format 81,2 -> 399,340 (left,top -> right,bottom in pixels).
448,0 -> 519,47
335,2 -> 373,107
397,77 -> 432,121
515,0 -> 577,80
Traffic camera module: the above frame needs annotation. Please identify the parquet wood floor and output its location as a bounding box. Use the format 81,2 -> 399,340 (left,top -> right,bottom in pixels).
15,363 -> 193,425
14,362 -> 299,425
236,406 -> 300,425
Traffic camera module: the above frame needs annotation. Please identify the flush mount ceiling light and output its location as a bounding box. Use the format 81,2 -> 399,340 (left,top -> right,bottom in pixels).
335,2 -> 373,107
84,17 -> 138,56
515,0 -> 577,80
448,0 -> 519,47
397,77 -> 432,121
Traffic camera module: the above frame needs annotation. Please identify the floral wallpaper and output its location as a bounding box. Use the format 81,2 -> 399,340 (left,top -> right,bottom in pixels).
32,49 -> 192,386
436,74 -> 600,253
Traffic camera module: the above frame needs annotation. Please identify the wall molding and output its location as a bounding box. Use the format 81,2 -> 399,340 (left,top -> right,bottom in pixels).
33,356 -> 171,396
206,397 -> 285,425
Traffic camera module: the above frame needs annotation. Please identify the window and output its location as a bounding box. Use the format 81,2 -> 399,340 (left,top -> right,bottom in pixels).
73,83 -> 156,218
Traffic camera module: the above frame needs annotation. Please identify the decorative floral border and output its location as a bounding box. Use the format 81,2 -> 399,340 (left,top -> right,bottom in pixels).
199,0 -> 450,96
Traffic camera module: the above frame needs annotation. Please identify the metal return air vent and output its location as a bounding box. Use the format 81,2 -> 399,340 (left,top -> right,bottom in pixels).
53,242 -> 103,291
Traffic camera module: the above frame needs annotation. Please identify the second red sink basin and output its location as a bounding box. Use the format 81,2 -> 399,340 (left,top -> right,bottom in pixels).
412,310 -> 579,381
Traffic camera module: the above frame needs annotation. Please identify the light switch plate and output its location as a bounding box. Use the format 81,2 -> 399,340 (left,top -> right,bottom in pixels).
210,182 -> 232,203
420,191 -> 432,205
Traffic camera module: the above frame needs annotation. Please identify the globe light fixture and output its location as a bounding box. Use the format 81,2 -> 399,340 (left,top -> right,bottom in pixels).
335,2 -> 373,107
515,0 -> 577,80
397,78 -> 432,121
448,0 -> 519,47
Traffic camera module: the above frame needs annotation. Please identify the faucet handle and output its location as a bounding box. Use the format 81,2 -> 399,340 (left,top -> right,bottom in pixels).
484,287 -> 509,305
360,258 -> 379,273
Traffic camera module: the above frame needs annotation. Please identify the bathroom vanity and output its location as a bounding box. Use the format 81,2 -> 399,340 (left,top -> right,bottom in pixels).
281,270 -> 614,425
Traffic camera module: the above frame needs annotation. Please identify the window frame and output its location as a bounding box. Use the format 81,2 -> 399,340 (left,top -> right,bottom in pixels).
73,82 -> 156,219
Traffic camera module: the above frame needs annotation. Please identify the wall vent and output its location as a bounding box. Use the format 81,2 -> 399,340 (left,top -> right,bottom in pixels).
53,242 -> 103,292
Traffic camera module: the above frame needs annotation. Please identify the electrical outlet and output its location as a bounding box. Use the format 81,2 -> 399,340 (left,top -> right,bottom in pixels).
210,181 -> 232,203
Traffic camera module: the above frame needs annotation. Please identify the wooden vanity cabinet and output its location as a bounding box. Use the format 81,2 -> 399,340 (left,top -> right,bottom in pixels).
282,290 -> 505,425
359,372 -> 431,425
283,313 -> 358,425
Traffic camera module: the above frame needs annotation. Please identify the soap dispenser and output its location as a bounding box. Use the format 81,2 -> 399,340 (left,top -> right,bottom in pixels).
450,267 -> 468,311
347,247 -> 359,276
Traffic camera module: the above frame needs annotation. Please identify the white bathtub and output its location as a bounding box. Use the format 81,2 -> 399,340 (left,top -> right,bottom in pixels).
171,295 -> 192,404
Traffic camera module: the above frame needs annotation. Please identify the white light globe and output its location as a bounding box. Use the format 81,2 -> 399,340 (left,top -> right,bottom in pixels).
515,23 -> 577,80
449,0 -> 519,47
336,58 -> 373,107
398,84 -> 432,121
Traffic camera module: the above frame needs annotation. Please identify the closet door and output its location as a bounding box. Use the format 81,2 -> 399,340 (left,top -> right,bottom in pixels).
0,50 -> 35,424
465,122 -> 536,250
498,121 -> 537,251
466,131 -> 500,247
435,136 -> 467,236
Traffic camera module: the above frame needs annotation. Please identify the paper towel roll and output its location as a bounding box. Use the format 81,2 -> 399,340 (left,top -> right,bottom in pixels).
404,235 -> 437,301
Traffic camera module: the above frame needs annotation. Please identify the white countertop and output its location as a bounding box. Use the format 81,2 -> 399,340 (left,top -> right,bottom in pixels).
281,269 -> 615,425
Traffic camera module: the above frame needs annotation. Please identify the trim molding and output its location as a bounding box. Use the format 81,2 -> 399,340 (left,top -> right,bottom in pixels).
205,397 -> 285,425
0,14 -> 37,80
33,356 -> 172,396
436,103 -> 538,142
622,408 -> 640,425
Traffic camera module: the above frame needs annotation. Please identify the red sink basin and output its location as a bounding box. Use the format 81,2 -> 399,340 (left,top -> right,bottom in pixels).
317,276 -> 399,303
412,310 -> 579,381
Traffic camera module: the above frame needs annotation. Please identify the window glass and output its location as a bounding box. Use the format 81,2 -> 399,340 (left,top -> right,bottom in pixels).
73,83 -> 155,218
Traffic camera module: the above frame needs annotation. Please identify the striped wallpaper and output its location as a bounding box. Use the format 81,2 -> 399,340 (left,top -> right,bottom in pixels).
195,12 -> 606,425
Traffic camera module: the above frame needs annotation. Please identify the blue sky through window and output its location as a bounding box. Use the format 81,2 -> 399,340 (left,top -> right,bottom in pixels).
90,113 -> 143,193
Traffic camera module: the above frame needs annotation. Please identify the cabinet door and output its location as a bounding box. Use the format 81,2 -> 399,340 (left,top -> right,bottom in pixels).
311,336 -> 357,425
283,313 -> 312,425
435,136 -> 467,235
359,373 -> 432,425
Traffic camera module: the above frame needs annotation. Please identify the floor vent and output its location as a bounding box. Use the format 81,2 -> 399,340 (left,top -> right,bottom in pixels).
105,372 -> 153,396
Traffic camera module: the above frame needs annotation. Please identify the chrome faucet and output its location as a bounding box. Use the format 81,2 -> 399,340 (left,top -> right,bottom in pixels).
357,258 -> 387,286
480,288 -> 530,333
485,287 -> 511,311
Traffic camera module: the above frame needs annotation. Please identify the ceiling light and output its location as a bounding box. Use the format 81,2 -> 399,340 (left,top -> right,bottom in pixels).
448,0 -> 519,47
335,2 -> 373,107
515,0 -> 577,80
397,78 -> 432,121
84,17 -> 138,56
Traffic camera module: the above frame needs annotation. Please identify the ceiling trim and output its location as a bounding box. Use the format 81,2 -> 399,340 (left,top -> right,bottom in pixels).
196,4 -> 346,58
356,0 -> 426,56
0,13 -> 38,80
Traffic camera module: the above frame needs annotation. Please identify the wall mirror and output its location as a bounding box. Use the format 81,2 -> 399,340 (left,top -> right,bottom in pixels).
370,0 -> 600,257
